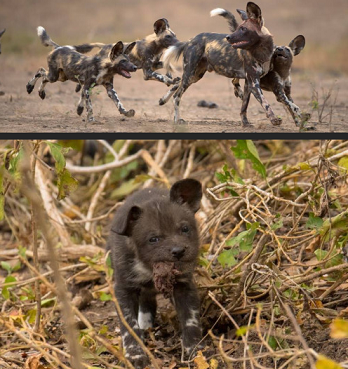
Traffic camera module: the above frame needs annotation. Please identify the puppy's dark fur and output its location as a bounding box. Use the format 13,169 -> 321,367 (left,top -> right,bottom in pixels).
159,2 -> 281,127
107,179 -> 202,368
26,27 -> 137,122
73,18 -> 179,89
212,7 -> 309,127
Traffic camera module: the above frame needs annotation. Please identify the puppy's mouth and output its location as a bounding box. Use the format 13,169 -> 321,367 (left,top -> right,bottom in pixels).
276,54 -> 288,59
120,70 -> 132,78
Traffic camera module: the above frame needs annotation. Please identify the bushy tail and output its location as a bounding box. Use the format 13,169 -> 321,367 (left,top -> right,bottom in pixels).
37,26 -> 60,48
73,43 -> 105,54
163,42 -> 186,71
210,8 -> 239,32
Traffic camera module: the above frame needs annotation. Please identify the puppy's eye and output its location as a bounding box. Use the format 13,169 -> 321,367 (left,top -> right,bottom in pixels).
149,236 -> 160,243
181,225 -> 190,233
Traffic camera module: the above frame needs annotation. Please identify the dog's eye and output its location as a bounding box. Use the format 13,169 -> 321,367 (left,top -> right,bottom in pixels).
165,35 -> 172,39
181,225 -> 190,233
240,26 -> 246,32
149,236 -> 160,243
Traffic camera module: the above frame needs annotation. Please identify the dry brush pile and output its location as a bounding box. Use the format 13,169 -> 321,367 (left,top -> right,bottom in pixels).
0,139 -> 348,369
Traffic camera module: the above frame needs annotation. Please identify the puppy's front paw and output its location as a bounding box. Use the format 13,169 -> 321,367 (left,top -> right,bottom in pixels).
124,109 -> 135,117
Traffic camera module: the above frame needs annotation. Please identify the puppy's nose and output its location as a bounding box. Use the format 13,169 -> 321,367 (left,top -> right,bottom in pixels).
171,246 -> 185,259
226,35 -> 231,41
277,47 -> 284,52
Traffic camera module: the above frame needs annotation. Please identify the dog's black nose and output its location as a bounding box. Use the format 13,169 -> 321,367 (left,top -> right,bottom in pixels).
171,246 -> 185,259
226,35 -> 231,41
132,66 -> 137,71
277,47 -> 284,52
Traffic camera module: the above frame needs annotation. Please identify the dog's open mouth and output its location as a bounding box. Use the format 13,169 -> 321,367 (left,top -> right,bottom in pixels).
120,70 -> 132,78
276,54 -> 287,59
230,40 -> 249,48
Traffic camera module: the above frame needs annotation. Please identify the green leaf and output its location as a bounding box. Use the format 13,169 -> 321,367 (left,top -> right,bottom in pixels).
226,223 -> 259,252
337,156 -> 348,172
2,287 -> 9,300
57,168 -> 79,200
41,297 -> 56,307
314,249 -> 328,261
306,213 -> 324,230
320,209 -> 348,241
231,140 -> 266,178
110,180 -> 140,199
235,325 -> 253,337
316,355 -> 343,369
217,249 -> 237,268
99,292 -> 112,301
4,275 -> 17,285
330,319 -> 348,339
268,336 -> 278,350
46,141 -> 70,174
1,261 -> 12,274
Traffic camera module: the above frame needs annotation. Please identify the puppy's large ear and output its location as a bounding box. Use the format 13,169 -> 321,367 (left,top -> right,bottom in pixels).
110,41 -> 124,61
125,41 -> 136,55
111,205 -> 142,236
154,19 -> 167,34
0,29 -> 5,38
237,9 -> 248,21
170,179 -> 202,213
289,35 -> 305,56
246,2 -> 263,26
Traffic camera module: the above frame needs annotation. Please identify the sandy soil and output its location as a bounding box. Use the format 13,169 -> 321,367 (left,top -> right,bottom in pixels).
0,0 -> 347,133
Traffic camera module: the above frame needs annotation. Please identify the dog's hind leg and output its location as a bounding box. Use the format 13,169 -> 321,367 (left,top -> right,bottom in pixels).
76,89 -> 85,116
232,78 -> 243,99
240,82 -> 252,126
26,67 -> 47,94
159,83 -> 179,105
104,82 -> 135,117
38,75 -> 50,100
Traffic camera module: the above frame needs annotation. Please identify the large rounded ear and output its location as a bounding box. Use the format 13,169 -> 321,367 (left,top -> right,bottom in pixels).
170,179 -> 202,213
154,19 -> 167,34
111,205 -> 142,236
0,29 -> 5,38
237,9 -> 248,21
289,35 -> 305,56
246,2 -> 262,26
110,41 -> 124,61
125,41 -> 136,55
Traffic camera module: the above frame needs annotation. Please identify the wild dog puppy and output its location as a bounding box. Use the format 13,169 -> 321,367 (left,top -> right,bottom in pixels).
159,2 -> 281,127
26,27 -> 137,122
107,179 -> 202,368
0,28 -> 6,54
212,8 -> 309,128
73,18 -> 179,89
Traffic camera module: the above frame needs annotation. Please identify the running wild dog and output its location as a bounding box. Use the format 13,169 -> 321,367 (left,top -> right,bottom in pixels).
107,179 -> 202,368
73,18 -> 180,89
160,2 -> 281,127
26,27 -> 137,122
211,8 -> 309,128
0,28 -> 6,54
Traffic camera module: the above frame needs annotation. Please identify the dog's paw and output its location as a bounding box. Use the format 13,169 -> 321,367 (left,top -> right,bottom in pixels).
26,83 -> 34,94
175,118 -> 187,125
234,88 -> 243,100
271,117 -> 282,126
124,109 -> 135,117
77,106 -> 84,116
75,84 -> 82,93
159,98 -> 166,105
172,77 -> 181,84
38,90 -> 46,100
87,116 -> 95,122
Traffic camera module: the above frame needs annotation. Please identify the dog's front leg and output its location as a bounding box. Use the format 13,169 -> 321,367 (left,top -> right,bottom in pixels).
115,286 -> 149,369
159,83 -> 180,106
143,63 -> 178,86
83,86 -> 95,122
26,67 -> 47,95
173,279 -> 202,358
247,72 -> 282,126
104,83 -> 135,117
240,81 -> 252,126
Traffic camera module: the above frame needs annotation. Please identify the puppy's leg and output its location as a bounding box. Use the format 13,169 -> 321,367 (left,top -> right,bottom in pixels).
115,286 -> 149,369
83,86 -> 95,122
38,76 -> 49,100
143,62 -> 178,86
159,83 -> 179,105
76,89 -> 85,116
232,78 -> 243,99
240,82 -> 252,126
26,67 -> 47,94
173,280 -> 202,357
104,83 -> 135,117
138,287 -> 157,330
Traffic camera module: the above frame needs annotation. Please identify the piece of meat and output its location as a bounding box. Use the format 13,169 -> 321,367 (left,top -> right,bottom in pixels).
153,262 -> 182,298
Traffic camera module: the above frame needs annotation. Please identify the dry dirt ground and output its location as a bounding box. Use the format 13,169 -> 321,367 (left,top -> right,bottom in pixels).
0,0 -> 347,133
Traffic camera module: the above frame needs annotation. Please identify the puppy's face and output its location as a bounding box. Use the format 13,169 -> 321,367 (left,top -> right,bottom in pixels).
154,18 -> 178,49
131,200 -> 200,272
272,46 -> 293,70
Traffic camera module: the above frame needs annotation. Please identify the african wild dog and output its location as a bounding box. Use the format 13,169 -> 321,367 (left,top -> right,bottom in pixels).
0,28 -> 6,54
26,27 -> 137,122
73,18 -> 180,91
212,7 -> 309,128
159,2 -> 281,127
107,178 -> 202,368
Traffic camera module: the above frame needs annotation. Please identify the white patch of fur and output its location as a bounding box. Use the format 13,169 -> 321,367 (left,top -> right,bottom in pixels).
210,8 -> 226,17
64,45 -> 75,50
162,45 -> 177,70
133,260 -> 153,283
138,310 -> 153,329
37,26 -> 45,37
186,309 -> 199,327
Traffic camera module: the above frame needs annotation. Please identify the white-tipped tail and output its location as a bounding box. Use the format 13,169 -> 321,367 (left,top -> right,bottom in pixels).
37,26 -> 45,37
36,26 -> 59,48
210,8 -> 227,17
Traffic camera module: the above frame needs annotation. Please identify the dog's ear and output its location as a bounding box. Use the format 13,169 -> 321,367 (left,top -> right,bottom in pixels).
170,178 -> 202,213
111,205 -> 142,236
237,9 -> 248,21
289,35 -> 305,56
124,41 -> 136,55
0,29 -> 5,38
154,19 -> 167,34
110,41 -> 124,60
246,2 -> 263,26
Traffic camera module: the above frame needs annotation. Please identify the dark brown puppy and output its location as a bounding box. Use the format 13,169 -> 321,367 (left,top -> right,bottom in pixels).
160,2 -> 280,127
73,18 -> 179,88
212,7 -> 308,128
26,27 -> 137,122
107,179 -> 202,369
